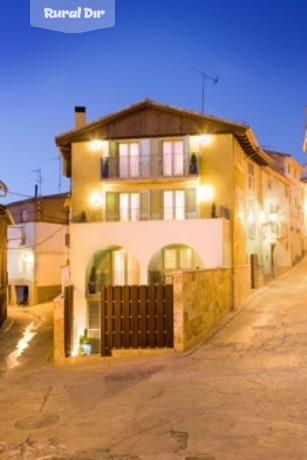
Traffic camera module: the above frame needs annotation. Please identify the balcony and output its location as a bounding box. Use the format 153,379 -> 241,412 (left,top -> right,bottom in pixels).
72,204 -> 230,223
101,152 -> 199,180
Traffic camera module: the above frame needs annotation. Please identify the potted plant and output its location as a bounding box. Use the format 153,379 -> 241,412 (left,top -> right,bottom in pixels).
211,201 -> 217,218
78,328 -> 91,356
189,153 -> 198,174
88,266 -> 96,294
80,210 -> 87,222
102,158 -> 109,178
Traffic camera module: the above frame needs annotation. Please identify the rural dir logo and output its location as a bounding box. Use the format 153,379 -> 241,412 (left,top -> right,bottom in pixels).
30,0 -> 115,33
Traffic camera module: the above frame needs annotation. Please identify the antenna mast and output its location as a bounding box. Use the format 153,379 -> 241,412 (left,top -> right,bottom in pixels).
50,156 -> 62,193
32,169 -> 43,197
192,68 -> 219,113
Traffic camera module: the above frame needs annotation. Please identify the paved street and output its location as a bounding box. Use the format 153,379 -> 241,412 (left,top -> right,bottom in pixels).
1,257 -> 307,459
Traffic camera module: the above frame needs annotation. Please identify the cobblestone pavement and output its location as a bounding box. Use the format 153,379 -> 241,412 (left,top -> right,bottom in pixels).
1,257 -> 307,459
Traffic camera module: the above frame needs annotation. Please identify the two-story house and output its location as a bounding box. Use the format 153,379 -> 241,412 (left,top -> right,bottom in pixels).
55,99 -> 276,350
7,193 -> 69,306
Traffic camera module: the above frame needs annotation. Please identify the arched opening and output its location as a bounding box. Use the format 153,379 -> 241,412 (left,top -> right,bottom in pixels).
86,246 -> 140,293
148,244 -> 204,285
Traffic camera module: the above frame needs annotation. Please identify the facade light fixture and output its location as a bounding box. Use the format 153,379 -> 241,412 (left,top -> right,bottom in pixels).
90,140 -> 102,151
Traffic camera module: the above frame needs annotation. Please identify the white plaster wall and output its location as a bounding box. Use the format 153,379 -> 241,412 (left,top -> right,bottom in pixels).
69,218 -> 226,333
35,223 -> 68,286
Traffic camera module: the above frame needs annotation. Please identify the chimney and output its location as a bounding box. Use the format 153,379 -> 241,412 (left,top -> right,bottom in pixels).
74,106 -> 86,129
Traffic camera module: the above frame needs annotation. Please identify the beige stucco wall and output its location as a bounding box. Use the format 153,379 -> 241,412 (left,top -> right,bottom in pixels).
173,268 -> 233,352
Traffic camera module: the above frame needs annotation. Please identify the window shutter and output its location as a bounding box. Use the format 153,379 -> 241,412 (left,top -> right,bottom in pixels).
185,188 -> 197,219
184,136 -> 190,175
108,141 -> 118,177
163,248 -> 177,270
140,139 -> 150,177
150,138 -> 160,176
105,192 -> 119,221
140,190 -> 150,220
150,189 -> 162,220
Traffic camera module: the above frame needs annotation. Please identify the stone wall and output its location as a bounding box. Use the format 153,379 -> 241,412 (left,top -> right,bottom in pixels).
53,295 -> 65,364
173,268 -> 233,352
37,285 -> 62,304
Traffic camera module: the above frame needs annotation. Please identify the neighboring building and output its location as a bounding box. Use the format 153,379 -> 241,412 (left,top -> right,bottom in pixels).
260,164 -> 292,281
0,181 -> 14,326
266,150 -> 304,266
301,163 -> 307,252
56,99 -> 295,350
7,193 -> 69,306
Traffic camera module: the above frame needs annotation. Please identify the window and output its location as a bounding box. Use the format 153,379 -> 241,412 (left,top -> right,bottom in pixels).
105,188 -> 196,222
248,200 -> 256,239
21,209 -> 28,223
163,140 -> 184,176
112,249 -> 138,285
268,178 -> 272,191
248,162 -> 255,191
119,142 -> 140,178
20,227 -> 26,245
119,193 -> 140,222
163,190 -> 185,220
163,247 -> 193,270
235,145 -> 242,167
106,191 -> 144,222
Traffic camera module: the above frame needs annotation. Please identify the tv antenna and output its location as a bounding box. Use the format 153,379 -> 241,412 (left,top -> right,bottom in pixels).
32,169 -> 43,197
50,156 -> 62,193
191,68 -> 219,114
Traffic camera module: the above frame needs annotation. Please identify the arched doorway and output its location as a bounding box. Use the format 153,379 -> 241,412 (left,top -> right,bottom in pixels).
86,246 -> 140,293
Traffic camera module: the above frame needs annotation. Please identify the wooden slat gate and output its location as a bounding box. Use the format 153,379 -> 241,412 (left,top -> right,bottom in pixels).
64,285 -> 74,357
101,285 -> 173,356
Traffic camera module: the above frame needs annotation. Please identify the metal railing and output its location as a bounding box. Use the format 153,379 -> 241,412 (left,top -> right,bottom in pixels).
72,204 -> 231,224
101,152 -> 199,179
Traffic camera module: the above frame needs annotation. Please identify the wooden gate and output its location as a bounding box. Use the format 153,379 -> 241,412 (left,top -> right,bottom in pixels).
100,284 -> 173,356
64,285 -> 74,357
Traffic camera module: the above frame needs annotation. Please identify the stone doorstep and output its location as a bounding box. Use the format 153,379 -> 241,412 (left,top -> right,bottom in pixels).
55,347 -> 175,365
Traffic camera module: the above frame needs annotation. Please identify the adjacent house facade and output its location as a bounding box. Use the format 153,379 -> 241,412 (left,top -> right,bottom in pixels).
0,181 -> 14,327
7,193 -> 69,306
55,99 -> 303,354
266,150 -> 304,267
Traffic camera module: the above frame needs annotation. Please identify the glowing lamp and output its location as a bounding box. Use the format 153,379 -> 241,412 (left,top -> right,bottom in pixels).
269,213 -> 278,223
200,134 -> 211,145
90,140 -> 102,151
89,193 -> 102,206
199,185 -> 214,201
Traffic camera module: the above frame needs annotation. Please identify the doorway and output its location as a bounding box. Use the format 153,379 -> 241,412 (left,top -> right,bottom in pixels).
16,285 -> 29,306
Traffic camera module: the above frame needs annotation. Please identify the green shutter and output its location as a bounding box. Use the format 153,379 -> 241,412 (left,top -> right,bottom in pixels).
105,192 -> 119,221
150,138 -> 161,176
140,190 -> 150,220
185,188 -> 197,219
108,141 -> 118,177
141,140 -> 150,177
150,189 -> 162,220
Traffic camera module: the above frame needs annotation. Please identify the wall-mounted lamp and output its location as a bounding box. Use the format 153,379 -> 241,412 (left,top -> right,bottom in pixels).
89,193 -> 102,207
90,140 -> 102,151
199,185 -> 214,201
200,134 -> 211,145
268,212 -> 278,223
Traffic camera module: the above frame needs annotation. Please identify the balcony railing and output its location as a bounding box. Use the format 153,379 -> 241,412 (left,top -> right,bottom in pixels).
72,204 -> 230,223
101,152 -> 199,179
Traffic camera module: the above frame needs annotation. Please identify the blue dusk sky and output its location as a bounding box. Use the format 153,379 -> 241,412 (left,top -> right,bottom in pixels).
1,0 -> 307,204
